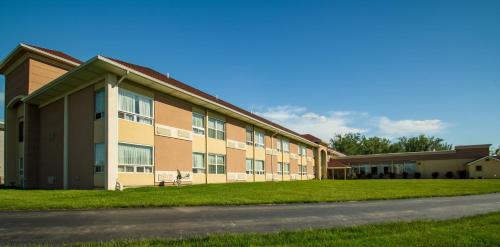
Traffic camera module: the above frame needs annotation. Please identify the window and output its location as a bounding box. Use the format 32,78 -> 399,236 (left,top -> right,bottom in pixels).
95,89 -> 104,119
476,165 -> 482,171
208,118 -> 225,140
18,121 -> 24,142
192,153 -> 205,173
246,159 -> 253,174
94,143 -> 105,173
299,145 -> 307,156
118,143 -> 153,173
192,113 -> 205,135
19,158 -> 24,176
118,89 -> 153,125
284,163 -> 290,175
255,131 -> 265,148
255,160 -> 265,175
301,165 -> 308,175
246,129 -> 253,145
276,139 -> 282,151
282,139 -> 290,153
277,162 -> 283,175
208,154 -> 225,174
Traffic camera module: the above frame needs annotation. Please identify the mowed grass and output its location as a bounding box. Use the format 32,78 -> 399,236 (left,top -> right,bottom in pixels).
1,179 -> 500,210
74,212 -> 500,247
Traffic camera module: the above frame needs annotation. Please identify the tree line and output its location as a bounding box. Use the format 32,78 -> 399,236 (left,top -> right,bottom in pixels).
330,133 -> 453,155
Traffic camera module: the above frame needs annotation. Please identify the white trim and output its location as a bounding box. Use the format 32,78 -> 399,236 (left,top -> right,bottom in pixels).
6,95 -> 25,109
39,76 -> 105,108
466,156 -> 500,166
154,123 -> 192,141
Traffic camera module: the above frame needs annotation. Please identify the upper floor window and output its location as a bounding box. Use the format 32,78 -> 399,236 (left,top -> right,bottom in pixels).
276,139 -> 282,151
192,113 -> 205,135
255,131 -> 265,148
299,145 -> 307,156
118,143 -> 153,173
18,121 -> 24,143
118,89 -> 153,125
246,128 -> 253,145
95,89 -> 104,120
208,118 -> 225,140
282,139 -> 290,153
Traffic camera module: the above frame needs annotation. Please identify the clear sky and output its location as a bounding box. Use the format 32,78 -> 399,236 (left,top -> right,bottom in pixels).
0,0 -> 499,149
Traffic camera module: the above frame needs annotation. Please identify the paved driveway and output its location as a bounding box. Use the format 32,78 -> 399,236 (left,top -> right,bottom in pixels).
1,193 -> 500,245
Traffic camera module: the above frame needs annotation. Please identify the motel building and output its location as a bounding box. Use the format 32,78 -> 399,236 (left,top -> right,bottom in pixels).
328,145 -> 500,180
0,44 -> 336,190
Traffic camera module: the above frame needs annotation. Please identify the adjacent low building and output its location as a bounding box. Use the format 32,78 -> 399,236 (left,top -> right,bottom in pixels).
329,144 -> 499,179
0,44 -> 333,190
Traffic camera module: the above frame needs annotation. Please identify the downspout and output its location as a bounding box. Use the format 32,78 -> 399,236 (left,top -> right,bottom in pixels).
270,132 -> 278,181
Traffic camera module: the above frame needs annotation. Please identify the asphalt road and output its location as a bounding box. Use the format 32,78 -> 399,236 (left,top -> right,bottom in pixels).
1,193 -> 500,245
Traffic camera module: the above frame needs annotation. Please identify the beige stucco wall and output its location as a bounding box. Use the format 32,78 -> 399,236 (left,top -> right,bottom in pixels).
28,59 -> 68,94
118,173 -> 155,187
118,119 -> 155,145
417,158 -> 473,178
207,174 -> 226,184
468,159 -> 500,179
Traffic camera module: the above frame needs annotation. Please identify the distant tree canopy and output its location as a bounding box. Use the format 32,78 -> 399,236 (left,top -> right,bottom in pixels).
330,133 -> 453,155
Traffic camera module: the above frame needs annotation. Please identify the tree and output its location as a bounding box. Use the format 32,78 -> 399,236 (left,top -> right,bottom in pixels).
330,133 -> 452,155
495,147 -> 500,156
396,135 -> 452,152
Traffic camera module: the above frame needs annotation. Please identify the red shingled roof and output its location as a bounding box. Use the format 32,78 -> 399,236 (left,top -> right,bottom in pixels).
301,134 -> 322,143
25,43 -> 82,65
104,56 -> 311,141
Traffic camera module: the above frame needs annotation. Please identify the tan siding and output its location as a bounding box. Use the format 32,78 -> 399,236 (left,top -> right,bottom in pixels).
39,99 -> 64,189
5,60 -> 29,104
155,93 -> 192,130
68,86 -> 94,189
226,148 -> 245,173
226,117 -> 245,142
28,59 -> 67,94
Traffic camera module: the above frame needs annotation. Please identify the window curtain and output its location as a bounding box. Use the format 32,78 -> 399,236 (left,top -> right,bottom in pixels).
94,143 -> 105,165
137,95 -> 152,117
246,159 -> 253,170
193,114 -> 204,128
95,90 -> 104,114
118,89 -> 135,113
118,143 -> 152,165
256,160 -> 264,171
256,132 -> 264,145
193,153 -> 204,168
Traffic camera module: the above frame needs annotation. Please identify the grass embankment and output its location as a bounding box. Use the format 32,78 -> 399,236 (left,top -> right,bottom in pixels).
78,212 -> 500,246
1,179 -> 499,210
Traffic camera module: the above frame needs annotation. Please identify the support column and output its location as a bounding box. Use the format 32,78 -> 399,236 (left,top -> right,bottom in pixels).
315,149 -> 321,180
105,74 -> 119,190
63,95 -> 69,189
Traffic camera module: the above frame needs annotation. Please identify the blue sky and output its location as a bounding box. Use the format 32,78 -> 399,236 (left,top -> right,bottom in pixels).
0,0 -> 499,148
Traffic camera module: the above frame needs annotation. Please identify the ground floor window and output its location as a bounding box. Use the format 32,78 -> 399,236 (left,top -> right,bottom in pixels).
118,143 -> 153,173
208,154 -> 225,174
246,159 -> 253,174
255,160 -> 265,175
299,165 -> 307,175
192,153 -> 205,173
284,163 -> 290,175
94,143 -> 105,173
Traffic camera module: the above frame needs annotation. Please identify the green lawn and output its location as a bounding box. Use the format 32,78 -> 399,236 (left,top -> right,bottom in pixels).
75,212 -> 500,247
1,179 -> 499,210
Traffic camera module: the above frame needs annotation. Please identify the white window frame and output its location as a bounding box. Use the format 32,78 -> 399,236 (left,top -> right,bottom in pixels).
282,139 -> 290,153
208,154 -> 225,174
284,163 -> 290,175
208,117 -> 225,140
246,159 -> 253,174
118,142 -> 154,174
276,139 -> 282,152
94,89 -> 105,120
192,112 -> 205,135
118,88 -> 154,126
255,160 -> 265,175
277,162 -> 283,175
255,131 -> 265,148
246,128 -> 253,145
192,152 -> 205,173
